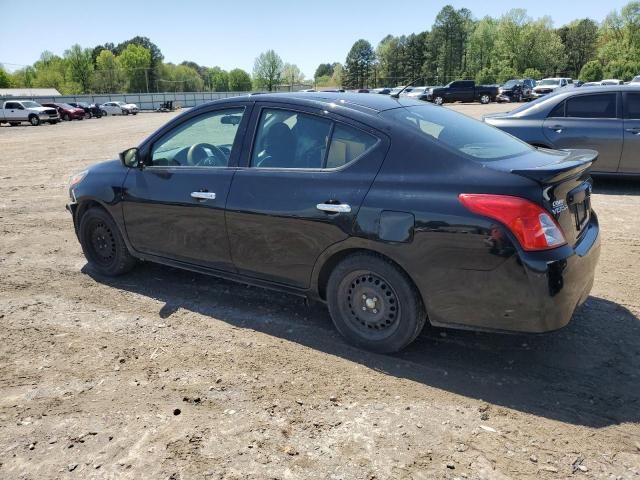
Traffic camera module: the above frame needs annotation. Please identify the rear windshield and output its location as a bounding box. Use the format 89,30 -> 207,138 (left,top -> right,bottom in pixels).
381,105 -> 533,161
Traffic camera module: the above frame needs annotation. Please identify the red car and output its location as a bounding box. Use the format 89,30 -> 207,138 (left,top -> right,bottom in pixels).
41,102 -> 85,121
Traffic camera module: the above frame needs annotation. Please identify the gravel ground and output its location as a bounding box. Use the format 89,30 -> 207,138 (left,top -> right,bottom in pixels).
1,102 -> 639,480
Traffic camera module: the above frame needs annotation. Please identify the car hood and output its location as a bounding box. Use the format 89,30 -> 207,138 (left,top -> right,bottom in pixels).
534,85 -> 559,90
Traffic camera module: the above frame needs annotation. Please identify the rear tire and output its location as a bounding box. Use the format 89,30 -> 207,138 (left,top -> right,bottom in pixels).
326,253 -> 426,353
79,207 -> 137,276
480,94 -> 491,104
433,96 -> 444,106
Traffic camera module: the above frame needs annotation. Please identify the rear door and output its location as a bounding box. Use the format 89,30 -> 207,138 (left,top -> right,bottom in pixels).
542,92 -> 622,173
225,103 -> 387,288
620,91 -> 640,173
121,104 -> 250,271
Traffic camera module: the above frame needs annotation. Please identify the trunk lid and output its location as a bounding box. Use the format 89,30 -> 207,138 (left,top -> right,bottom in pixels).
486,148 -> 596,247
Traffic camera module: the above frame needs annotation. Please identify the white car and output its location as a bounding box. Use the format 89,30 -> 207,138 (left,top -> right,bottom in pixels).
630,75 -> 640,84
100,101 -> 139,116
531,78 -> 572,98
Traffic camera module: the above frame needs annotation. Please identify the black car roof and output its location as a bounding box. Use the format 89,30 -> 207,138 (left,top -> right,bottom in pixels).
212,91 -> 426,115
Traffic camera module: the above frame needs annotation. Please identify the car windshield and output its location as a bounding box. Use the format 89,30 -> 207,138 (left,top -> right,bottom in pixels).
503,80 -> 518,88
60,103 -> 74,109
633,76 -> 640,83
22,101 -> 40,108
115,101 -> 126,106
381,105 -> 532,161
538,79 -> 560,86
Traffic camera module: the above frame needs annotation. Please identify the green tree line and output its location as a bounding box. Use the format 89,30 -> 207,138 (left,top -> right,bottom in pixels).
338,2 -> 640,89
1,36 -> 256,94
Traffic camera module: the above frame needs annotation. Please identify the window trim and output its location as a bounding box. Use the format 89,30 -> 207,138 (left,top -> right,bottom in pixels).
147,106 -> 247,169
245,105 -> 381,172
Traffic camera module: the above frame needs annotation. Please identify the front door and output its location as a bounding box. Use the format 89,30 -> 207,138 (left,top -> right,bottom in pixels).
620,92 -> 640,173
122,105 -> 249,271
4,102 -> 25,121
543,92 -> 623,173
225,104 -> 387,288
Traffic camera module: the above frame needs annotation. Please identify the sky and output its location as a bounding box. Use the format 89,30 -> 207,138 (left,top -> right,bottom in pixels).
0,0 -> 631,78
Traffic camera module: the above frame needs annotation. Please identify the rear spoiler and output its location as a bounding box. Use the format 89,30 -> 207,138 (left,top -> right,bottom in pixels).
511,149 -> 597,184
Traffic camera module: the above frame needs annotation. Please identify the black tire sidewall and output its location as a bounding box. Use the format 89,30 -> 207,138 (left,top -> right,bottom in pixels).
79,208 -> 135,276
327,254 -> 425,353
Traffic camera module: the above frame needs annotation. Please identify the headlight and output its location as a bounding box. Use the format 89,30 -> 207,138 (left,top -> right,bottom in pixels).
69,169 -> 88,188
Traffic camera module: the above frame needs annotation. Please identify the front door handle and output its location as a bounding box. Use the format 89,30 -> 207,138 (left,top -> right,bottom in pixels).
625,127 -> 640,135
316,203 -> 351,213
191,191 -> 216,200
548,125 -> 564,133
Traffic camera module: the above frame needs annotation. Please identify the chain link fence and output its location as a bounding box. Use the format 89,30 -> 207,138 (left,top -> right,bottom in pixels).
0,91 -> 253,111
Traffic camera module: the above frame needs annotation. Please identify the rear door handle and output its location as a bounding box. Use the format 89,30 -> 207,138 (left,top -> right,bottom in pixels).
191,191 -> 216,200
548,125 -> 564,133
625,127 -> 640,135
316,203 -> 351,213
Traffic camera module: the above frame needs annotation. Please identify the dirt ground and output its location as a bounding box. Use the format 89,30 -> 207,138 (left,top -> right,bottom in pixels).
1,102 -> 639,480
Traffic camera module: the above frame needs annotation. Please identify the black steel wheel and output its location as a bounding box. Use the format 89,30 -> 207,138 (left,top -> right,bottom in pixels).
79,207 -> 137,276
327,253 -> 426,353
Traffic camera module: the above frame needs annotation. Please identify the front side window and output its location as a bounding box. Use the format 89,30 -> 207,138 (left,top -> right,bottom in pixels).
382,105 -> 532,162
150,108 -> 245,167
565,94 -> 616,119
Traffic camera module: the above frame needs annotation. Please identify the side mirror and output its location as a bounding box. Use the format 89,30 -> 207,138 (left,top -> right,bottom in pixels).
119,147 -> 140,168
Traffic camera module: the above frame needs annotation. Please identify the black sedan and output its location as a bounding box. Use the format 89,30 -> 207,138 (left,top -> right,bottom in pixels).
68,102 -> 103,119
67,93 -> 600,353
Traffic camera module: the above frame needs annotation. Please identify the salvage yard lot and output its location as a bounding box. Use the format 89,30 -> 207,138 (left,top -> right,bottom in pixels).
1,103 -> 639,479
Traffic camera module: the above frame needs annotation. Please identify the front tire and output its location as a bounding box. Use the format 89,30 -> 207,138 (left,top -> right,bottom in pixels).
326,253 -> 426,353
79,207 -> 137,276
122,109 -> 129,116
29,115 -> 40,126
101,110 -> 108,117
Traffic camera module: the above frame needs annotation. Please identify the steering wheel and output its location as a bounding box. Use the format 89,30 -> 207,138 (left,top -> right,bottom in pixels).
186,143 -> 228,167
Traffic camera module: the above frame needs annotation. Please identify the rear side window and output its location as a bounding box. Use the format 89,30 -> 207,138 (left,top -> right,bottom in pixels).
565,94 -> 616,119
548,101 -> 565,118
624,93 -> 640,119
381,105 -> 532,162
326,124 -> 378,168
252,108 -> 378,169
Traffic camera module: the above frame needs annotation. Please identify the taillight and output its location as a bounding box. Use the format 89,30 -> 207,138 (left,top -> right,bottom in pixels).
459,194 -> 566,251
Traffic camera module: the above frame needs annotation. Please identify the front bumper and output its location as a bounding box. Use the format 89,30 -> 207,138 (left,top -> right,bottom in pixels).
426,214 -> 601,333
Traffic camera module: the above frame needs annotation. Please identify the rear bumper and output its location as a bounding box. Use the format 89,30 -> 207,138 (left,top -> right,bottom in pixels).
427,214 -> 600,333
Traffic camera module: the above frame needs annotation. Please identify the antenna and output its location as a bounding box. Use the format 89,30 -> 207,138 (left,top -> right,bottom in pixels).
390,76 -> 421,99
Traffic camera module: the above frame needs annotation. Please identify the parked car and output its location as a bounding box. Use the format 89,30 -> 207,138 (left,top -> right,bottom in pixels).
497,78 -> 536,102
582,82 -> 602,87
68,102 -> 103,119
100,101 -> 139,116
630,75 -> 640,84
601,79 -> 624,86
0,100 -> 59,126
67,92 -> 600,353
406,86 -> 431,100
41,102 -> 86,121
484,85 -> 640,174
426,80 -> 499,105
532,78 -> 572,98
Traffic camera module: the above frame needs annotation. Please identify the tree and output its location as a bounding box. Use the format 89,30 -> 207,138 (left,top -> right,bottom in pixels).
253,50 -> 284,91
282,63 -> 305,88
315,63 -> 334,78
94,49 -> 124,93
475,67 -> 496,84
404,32 -> 427,83
522,67 -> 542,79
558,19 -> 599,78
91,42 -> 115,65
228,68 -> 252,91
497,66 -> 518,83
117,44 -> 151,92
431,6 -> 474,83
0,67 -> 12,88
331,63 -> 344,87
578,60 -> 604,81
467,17 -> 498,77
115,37 -> 163,92
209,67 -> 229,91
344,39 -> 375,89
376,34 -> 406,86
64,44 -> 94,93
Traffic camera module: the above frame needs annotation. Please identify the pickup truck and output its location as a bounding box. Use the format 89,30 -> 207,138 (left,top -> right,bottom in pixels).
426,80 -> 499,105
0,100 -> 60,126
